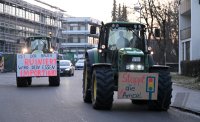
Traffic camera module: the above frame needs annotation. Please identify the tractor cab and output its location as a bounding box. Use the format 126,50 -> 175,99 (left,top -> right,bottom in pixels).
106,23 -> 146,51
22,36 -> 54,54
92,22 -> 148,72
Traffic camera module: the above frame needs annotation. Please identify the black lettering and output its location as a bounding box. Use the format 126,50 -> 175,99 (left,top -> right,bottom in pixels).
125,84 -> 135,91
30,54 -> 36,58
18,66 -> 29,70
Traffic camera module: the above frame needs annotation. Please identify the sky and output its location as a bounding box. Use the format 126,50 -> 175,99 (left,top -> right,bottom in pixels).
23,0 -> 138,22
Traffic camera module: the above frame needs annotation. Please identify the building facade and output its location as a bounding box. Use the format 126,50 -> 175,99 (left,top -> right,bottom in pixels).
0,0 -> 63,54
179,0 -> 200,73
61,17 -> 100,60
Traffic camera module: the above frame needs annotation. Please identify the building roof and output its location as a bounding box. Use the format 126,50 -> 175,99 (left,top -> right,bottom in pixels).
62,17 -> 101,25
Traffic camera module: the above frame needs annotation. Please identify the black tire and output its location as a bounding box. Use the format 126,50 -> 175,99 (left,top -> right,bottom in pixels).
16,77 -> 28,87
82,59 -> 92,103
91,67 -> 114,110
27,77 -> 32,86
49,75 -> 60,86
148,68 -> 172,111
49,68 -> 60,86
49,62 -> 60,86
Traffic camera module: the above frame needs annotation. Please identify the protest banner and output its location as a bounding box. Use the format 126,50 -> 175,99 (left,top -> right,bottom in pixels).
16,53 -> 57,77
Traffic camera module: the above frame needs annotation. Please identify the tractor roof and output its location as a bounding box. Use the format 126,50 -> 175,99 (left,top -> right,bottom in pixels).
105,21 -> 145,29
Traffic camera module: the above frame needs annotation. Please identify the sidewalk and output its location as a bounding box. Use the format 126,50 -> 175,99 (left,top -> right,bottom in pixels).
171,72 -> 200,115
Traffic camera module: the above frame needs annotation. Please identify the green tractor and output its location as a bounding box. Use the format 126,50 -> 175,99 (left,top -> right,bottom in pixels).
16,36 -> 60,87
82,22 -> 172,111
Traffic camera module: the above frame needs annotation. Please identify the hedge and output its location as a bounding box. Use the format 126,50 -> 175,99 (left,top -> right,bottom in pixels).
181,60 -> 200,77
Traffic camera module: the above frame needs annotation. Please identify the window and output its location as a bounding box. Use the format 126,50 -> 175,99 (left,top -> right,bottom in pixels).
78,37 -> 80,43
108,27 -> 143,50
68,37 -> 73,43
0,3 -> 3,13
70,26 -> 73,30
185,41 -> 190,61
182,43 -> 184,61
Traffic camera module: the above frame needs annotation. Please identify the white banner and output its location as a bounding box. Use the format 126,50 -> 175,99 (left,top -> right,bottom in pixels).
118,72 -> 158,100
17,53 -> 57,77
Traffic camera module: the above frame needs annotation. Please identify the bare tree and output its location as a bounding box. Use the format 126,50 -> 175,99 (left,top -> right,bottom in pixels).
139,0 -> 179,64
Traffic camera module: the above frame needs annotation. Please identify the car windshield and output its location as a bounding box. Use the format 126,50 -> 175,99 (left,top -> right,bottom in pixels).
77,60 -> 84,63
60,61 -> 70,66
108,27 -> 144,51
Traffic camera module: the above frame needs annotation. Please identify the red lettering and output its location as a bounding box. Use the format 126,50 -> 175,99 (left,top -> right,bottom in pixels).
37,70 -> 41,76
36,59 -> 42,65
122,73 -> 128,82
121,73 -> 146,85
24,59 -> 29,66
118,89 -> 125,97
30,59 -> 34,65
49,59 -> 53,64
20,70 -> 23,77
23,70 -> 29,76
53,59 -> 57,65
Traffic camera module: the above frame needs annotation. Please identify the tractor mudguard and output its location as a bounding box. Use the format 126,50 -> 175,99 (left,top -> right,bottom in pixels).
86,48 -> 112,73
92,63 -> 112,71
86,48 -> 99,66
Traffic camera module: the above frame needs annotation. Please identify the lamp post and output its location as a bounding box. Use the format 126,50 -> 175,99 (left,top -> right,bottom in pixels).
134,1 -> 142,23
134,6 -> 141,23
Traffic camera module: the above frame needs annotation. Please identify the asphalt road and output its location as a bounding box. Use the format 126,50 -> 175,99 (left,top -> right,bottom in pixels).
0,71 -> 199,122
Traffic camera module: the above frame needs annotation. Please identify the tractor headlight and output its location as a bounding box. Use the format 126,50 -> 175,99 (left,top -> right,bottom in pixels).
22,48 -> 28,54
126,64 -> 144,70
50,48 -> 54,52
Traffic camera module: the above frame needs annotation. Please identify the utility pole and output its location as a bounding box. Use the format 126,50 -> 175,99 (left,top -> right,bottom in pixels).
163,20 -> 166,65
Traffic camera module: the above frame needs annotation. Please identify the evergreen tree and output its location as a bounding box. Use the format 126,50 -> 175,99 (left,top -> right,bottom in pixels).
117,4 -> 122,21
111,0 -> 117,21
122,5 -> 128,21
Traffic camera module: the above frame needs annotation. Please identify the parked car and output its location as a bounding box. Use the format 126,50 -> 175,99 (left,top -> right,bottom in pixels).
75,59 -> 84,70
59,60 -> 74,76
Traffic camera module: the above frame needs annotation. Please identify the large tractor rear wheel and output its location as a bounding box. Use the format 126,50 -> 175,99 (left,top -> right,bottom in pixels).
49,75 -> 60,86
148,68 -> 172,111
16,77 -> 28,87
91,67 -> 114,110
49,63 -> 60,86
27,77 -> 32,86
82,59 -> 92,103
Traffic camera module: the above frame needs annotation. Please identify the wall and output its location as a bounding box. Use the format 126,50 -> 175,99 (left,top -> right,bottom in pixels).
191,0 -> 200,60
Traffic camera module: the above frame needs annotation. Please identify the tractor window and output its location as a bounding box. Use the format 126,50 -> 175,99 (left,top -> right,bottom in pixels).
108,27 -> 144,51
30,39 -> 48,52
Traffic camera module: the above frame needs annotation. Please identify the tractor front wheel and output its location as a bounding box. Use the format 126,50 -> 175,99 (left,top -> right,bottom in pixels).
148,68 -> 172,111
91,67 -> 114,110
82,60 -> 92,103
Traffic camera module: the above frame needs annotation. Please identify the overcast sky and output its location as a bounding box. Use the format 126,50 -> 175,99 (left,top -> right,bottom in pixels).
24,0 -> 138,22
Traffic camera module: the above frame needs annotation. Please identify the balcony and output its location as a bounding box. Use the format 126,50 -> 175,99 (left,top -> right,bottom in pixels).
180,0 -> 191,16
180,27 -> 191,40
62,30 -> 90,35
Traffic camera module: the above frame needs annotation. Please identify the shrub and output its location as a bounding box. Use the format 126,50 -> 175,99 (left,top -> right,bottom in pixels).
181,60 -> 200,77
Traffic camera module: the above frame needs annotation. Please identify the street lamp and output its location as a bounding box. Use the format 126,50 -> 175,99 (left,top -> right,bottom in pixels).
134,1 -> 142,23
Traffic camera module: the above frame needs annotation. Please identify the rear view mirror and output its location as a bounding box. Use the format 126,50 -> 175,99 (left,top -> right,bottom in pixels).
90,26 -> 96,34
154,28 -> 160,38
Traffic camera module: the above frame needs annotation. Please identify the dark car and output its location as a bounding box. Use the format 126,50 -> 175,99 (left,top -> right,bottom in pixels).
59,60 -> 74,76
